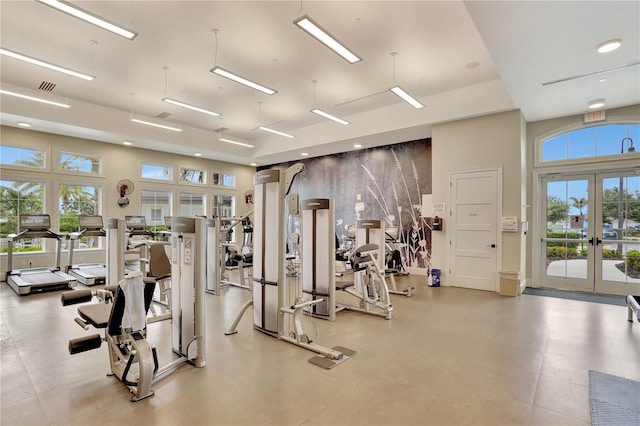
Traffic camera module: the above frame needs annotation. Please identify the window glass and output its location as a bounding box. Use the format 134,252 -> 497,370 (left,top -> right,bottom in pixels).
212,194 -> 235,218
567,127 -> 595,160
541,123 -> 638,163
596,125 -> 632,157
141,189 -> 172,229
0,179 -> 45,252
59,184 -> 101,250
180,167 -> 206,184
212,172 -> 235,187
0,146 -> 45,168
59,152 -> 102,174
141,163 -> 173,181
180,192 -> 206,217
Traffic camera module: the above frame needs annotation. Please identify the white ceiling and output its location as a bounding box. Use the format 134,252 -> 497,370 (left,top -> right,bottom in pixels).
1,1 -> 638,166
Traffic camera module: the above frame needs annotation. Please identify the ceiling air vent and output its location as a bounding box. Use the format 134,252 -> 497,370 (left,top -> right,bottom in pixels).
38,81 -> 56,92
214,127 -> 229,133
156,112 -> 171,119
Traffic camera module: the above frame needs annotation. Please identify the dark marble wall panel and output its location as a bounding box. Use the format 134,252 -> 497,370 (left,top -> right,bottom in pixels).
262,138 -> 432,268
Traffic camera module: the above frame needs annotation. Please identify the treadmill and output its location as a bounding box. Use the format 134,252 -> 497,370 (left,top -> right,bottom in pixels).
5,214 -> 78,295
66,215 -> 107,286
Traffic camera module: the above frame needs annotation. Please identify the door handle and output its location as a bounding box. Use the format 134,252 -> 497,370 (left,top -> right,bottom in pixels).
588,237 -> 602,246
486,244 -> 496,248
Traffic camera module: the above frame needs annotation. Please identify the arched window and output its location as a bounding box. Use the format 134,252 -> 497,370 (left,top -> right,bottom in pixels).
541,123 -> 639,163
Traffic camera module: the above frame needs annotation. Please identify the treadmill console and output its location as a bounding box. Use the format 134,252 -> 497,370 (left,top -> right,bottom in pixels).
78,215 -> 104,230
19,214 -> 51,231
125,216 -> 148,230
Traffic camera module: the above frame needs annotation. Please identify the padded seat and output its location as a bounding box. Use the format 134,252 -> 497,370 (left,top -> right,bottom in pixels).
78,303 -> 112,329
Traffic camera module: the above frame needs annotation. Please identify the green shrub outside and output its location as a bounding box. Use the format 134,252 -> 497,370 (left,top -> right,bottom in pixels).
628,250 -> 640,273
547,231 -> 583,249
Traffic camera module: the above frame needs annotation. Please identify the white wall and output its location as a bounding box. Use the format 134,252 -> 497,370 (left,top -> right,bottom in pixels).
431,109 -> 525,287
1,125 -> 255,276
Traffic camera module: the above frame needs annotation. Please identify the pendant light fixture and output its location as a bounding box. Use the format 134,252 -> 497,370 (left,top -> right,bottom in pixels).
0,89 -> 70,108
256,101 -> 294,138
0,48 -> 94,81
310,80 -> 349,125
294,14 -> 362,64
388,52 -> 424,109
36,0 -> 138,40
161,67 -> 221,116
129,93 -> 181,132
209,29 -> 277,95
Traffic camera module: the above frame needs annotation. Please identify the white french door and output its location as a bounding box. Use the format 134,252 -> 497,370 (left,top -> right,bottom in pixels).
540,170 -> 640,296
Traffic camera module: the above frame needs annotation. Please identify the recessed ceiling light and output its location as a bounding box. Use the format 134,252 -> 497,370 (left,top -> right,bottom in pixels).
250,162 -> 257,166
301,152 -> 309,157
194,152 -> 202,157
598,78 -> 607,83
17,122 -> 32,127
353,144 -> 362,148
588,99 -> 605,109
597,39 -> 622,53
122,141 -> 132,146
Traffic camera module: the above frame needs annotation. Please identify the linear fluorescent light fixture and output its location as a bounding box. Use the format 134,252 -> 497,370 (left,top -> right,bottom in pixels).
130,116 -> 182,132
389,86 -> 424,109
0,89 -> 70,108
162,97 -> 221,117
36,0 -> 137,40
220,137 -> 254,148
210,66 -> 277,95
311,108 -> 349,125
294,15 -> 362,64
258,126 -> 295,138
0,48 -> 95,81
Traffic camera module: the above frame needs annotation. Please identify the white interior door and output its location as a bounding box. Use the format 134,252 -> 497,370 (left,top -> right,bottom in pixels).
449,169 -> 499,291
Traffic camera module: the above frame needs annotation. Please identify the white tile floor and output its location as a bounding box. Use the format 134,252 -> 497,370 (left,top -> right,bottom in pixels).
1,275 -> 638,425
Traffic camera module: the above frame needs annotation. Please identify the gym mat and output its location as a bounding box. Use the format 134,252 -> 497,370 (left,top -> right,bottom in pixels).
308,346 -> 357,370
523,288 -> 626,306
589,370 -> 640,426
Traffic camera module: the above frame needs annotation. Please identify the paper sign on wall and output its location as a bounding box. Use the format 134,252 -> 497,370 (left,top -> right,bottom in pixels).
433,202 -> 446,214
570,215 -> 585,228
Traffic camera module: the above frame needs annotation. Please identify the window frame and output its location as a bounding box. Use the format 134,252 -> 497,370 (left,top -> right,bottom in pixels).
211,171 -> 236,188
140,161 -> 175,183
536,121 -> 640,167
56,179 -> 103,251
0,145 -> 49,172
178,191 -> 207,217
140,186 -> 174,229
0,173 -> 48,255
178,166 -> 208,186
57,150 -> 104,176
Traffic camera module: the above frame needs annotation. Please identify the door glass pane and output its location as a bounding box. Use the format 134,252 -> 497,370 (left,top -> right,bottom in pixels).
545,179 -> 589,280
601,175 -> 640,284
